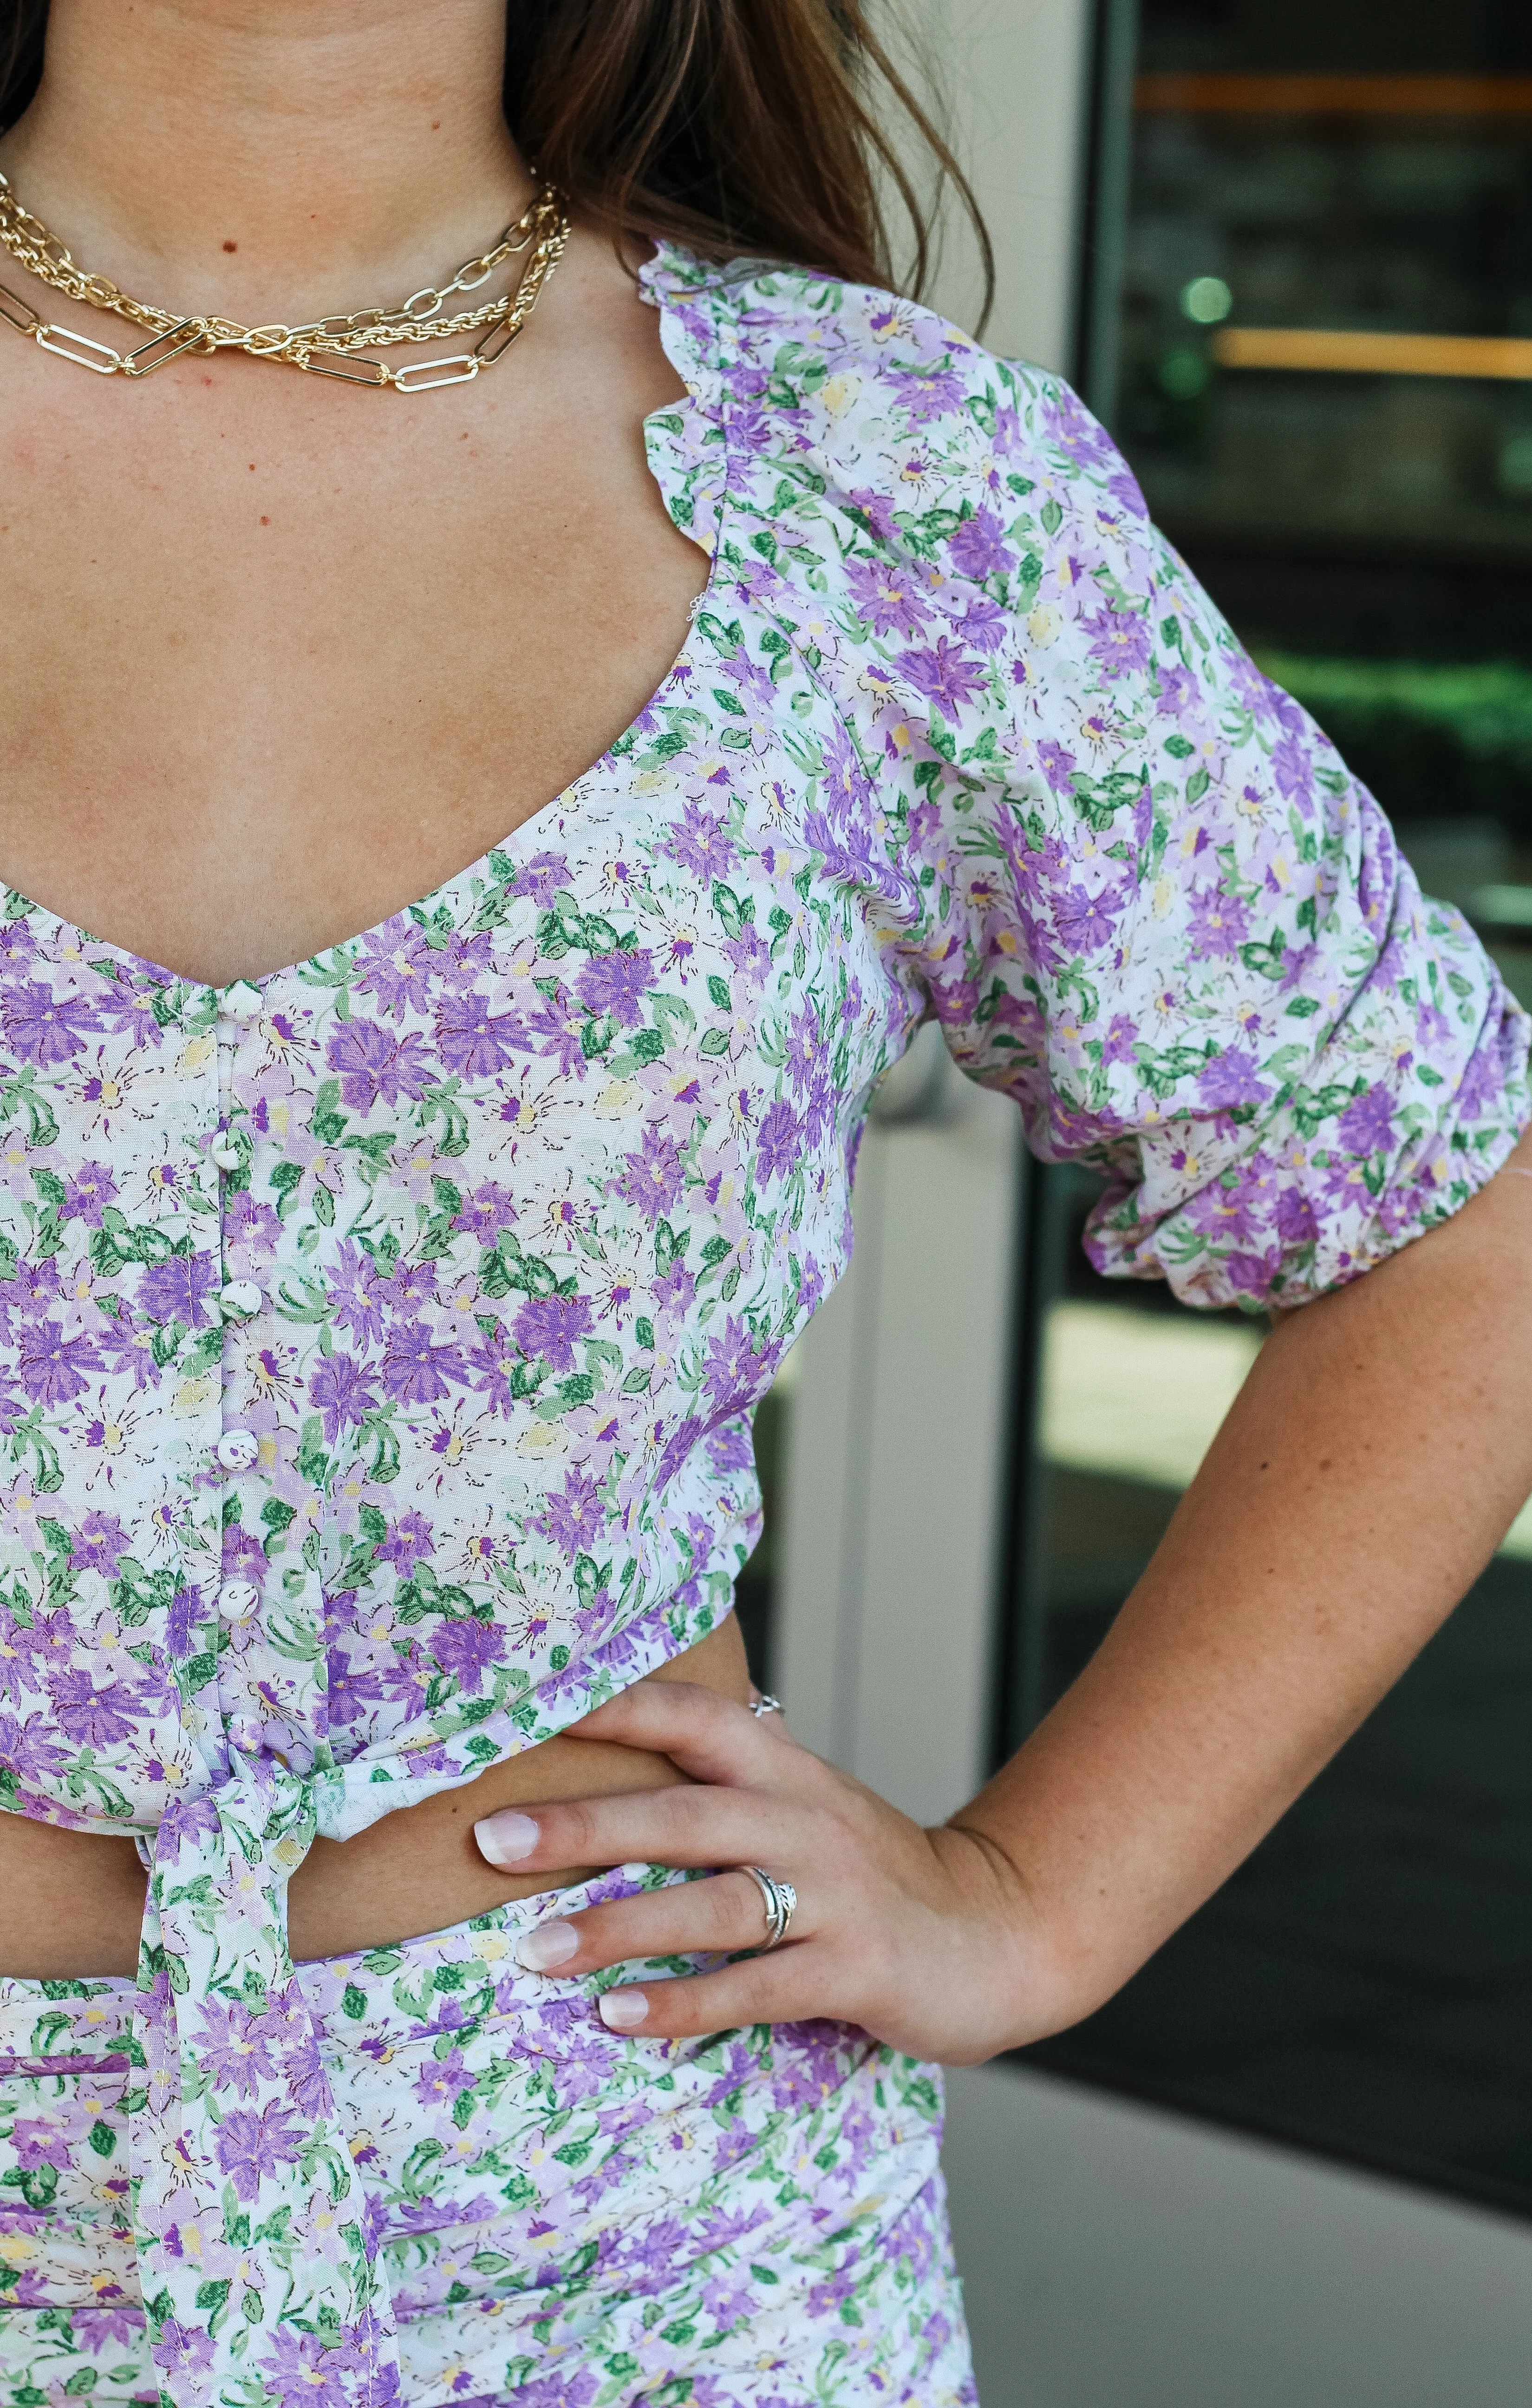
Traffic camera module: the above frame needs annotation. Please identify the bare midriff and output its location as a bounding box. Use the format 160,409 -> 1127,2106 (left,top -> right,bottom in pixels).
0,1618 -> 751,1979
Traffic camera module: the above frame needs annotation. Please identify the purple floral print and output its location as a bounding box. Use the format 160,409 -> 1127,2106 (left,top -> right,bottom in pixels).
0,1879 -> 975,2405
0,979 -> 101,1064
326,1017 -> 431,1110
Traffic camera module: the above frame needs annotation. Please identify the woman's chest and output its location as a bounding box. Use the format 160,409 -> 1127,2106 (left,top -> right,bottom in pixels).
0,721 -> 917,1780
0,661 -> 915,1506
0,332 -> 706,985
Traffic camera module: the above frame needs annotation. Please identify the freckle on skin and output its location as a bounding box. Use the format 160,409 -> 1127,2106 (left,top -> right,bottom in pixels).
222,240 -> 237,254
260,516 -> 270,526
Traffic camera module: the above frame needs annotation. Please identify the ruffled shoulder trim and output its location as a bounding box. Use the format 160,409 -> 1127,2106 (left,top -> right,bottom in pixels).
637,240 -> 739,557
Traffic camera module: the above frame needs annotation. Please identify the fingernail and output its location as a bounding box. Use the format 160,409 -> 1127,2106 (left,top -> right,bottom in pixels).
475,1811 -> 539,1866
599,1990 -> 649,2031
517,1920 -> 579,1972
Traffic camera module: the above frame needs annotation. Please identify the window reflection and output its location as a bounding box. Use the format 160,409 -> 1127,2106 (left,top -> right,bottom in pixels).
1011,0 -> 1532,2216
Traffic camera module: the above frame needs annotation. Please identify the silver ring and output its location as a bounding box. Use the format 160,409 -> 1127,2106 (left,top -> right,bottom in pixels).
750,1693 -> 785,1718
740,1864 -> 797,1951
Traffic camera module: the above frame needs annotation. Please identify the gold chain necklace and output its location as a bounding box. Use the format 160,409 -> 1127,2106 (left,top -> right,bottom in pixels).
0,169 -> 570,391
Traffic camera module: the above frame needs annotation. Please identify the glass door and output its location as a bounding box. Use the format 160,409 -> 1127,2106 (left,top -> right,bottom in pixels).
1004,0 -> 1532,2219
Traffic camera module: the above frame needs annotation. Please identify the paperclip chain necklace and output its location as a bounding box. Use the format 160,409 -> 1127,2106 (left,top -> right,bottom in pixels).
0,169 -> 570,390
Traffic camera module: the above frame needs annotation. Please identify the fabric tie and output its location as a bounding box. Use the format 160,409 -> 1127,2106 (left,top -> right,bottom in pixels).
128,1756 -> 401,2408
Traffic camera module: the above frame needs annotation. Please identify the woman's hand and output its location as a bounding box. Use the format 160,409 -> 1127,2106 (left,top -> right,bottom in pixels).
470,1122 -> 1532,2067
474,1677 -> 1047,2064
473,1146 -> 1532,2073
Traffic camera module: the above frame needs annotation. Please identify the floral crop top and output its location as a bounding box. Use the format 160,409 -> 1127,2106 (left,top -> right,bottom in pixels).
1,243 -> 1526,2406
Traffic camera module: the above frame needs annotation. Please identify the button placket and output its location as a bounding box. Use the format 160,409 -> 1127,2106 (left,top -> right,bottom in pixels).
215,986 -> 263,1673
208,976 -> 328,1757
168,988 -> 228,1764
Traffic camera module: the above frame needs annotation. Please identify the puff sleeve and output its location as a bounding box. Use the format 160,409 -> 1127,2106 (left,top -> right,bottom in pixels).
834,352 -> 1532,1309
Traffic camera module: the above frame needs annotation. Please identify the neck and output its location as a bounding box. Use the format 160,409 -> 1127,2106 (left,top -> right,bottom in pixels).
0,0 -> 529,323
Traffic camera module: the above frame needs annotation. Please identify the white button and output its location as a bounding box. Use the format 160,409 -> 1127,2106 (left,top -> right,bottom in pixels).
215,1429 -> 259,1472
220,1580 -> 261,1622
219,1281 -> 262,1318
223,982 -> 263,1025
210,1143 -> 241,1171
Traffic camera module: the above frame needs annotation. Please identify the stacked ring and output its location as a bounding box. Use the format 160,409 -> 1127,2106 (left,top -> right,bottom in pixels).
740,1864 -> 797,1950
749,1693 -> 785,1718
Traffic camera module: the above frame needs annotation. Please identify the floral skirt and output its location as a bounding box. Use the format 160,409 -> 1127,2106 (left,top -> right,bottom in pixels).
0,1867 -> 977,2406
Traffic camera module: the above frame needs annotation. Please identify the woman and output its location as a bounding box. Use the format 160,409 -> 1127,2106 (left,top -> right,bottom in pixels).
0,1 -> 1529,2402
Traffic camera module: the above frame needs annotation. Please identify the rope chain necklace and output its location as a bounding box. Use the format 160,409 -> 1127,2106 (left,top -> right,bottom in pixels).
0,169 -> 570,391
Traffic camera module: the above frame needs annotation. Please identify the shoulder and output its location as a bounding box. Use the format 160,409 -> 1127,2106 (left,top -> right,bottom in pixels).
643,245 -> 1156,601
647,250 -> 1121,491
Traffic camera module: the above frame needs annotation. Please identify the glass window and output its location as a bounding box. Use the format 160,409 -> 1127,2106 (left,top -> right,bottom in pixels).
1005,0 -> 1532,2217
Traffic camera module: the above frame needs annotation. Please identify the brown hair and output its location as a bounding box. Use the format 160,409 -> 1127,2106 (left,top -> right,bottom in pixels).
0,0 -> 992,323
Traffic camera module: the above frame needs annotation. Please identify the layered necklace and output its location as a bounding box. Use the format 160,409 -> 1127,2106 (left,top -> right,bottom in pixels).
0,168 -> 570,391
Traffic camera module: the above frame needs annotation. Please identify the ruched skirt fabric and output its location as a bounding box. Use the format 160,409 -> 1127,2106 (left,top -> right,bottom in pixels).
0,1866 -> 977,2405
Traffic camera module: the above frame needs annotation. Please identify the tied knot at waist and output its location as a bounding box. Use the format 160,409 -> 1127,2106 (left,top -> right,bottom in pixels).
130,1758 -> 402,2408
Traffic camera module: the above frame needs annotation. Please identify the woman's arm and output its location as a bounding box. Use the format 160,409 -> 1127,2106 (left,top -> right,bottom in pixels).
475,1130 -> 1532,2062
950,1123 -> 1532,2038
471,343 -> 1532,2055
